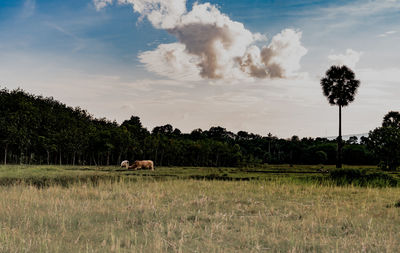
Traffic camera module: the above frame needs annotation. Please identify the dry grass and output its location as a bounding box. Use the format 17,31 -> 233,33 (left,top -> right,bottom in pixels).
1,180 -> 400,252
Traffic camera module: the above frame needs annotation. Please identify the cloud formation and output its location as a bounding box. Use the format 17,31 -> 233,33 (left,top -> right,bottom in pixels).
95,0 -> 307,81
328,49 -> 362,69
378,30 -> 397,37
94,0 -> 113,10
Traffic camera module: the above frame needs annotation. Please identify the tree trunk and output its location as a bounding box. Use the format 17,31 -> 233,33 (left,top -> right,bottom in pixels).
160,150 -> 164,166
118,152 -> 122,165
4,144 -> 8,165
20,150 -> 24,165
59,150 -> 62,166
278,147 -> 281,161
92,154 -> 98,166
46,150 -> 50,165
73,151 -> 76,166
154,148 -> 158,165
107,151 -> 110,166
337,105 -> 343,168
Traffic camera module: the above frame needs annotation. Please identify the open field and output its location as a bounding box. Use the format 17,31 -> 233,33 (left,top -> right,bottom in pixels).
1,164 -> 398,187
2,164 -> 400,189
1,179 -> 400,252
1,165 -> 400,252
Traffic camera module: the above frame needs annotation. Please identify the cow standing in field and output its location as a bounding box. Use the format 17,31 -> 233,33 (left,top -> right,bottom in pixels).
120,160 -> 155,171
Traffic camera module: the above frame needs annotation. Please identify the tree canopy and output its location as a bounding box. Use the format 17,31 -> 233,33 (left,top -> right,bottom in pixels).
367,111 -> 400,170
0,88 -> 383,168
321,65 -> 360,107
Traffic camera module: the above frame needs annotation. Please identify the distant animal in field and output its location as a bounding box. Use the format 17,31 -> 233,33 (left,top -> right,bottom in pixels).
120,160 -> 155,170
121,160 -> 130,168
129,160 -> 155,171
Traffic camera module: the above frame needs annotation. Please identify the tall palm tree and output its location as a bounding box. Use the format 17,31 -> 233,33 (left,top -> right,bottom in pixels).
321,65 -> 360,168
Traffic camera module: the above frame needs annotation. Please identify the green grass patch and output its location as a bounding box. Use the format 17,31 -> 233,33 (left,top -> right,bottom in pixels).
329,168 -> 398,187
1,164 -> 399,188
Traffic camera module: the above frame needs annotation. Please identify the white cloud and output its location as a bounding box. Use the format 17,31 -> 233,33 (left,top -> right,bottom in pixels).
93,0 -> 113,10
264,29 -> 308,77
95,0 -> 307,81
378,30 -> 397,37
119,0 -> 187,29
319,0 -> 400,18
328,49 -> 363,69
138,43 -> 201,81
302,0 -> 400,35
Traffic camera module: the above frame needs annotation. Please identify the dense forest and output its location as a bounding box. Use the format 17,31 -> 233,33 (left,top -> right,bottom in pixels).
1,88 -> 397,168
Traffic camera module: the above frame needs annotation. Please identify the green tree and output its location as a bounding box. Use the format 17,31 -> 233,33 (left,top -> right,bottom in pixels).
367,111 -> 400,170
382,111 -> 400,128
367,127 -> 400,170
321,65 -> 360,168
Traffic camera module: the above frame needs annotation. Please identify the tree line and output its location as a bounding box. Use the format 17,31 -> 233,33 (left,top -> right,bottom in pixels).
4,87 -> 399,168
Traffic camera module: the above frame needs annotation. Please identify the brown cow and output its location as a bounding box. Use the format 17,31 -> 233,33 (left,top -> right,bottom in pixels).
128,160 -> 155,171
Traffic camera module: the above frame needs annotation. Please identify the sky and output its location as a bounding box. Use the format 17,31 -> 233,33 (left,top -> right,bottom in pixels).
0,0 -> 399,138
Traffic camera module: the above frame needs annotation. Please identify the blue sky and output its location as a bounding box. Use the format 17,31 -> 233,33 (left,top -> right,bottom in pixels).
1,0 -> 400,137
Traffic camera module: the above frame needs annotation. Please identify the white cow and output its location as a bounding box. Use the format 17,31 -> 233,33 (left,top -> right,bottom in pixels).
120,160 -> 129,168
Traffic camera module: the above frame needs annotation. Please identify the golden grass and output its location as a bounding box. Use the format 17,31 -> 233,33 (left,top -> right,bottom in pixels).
1,180 -> 400,252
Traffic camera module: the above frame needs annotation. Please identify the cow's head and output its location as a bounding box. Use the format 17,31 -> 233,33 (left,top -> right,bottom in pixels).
120,160 -> 129,168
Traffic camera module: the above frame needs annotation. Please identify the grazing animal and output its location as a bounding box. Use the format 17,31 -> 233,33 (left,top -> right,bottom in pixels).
129,160 -> 155,171
121,160 -> 130,168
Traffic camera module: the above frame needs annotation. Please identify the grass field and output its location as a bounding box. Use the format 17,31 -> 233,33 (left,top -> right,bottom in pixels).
0,164 -> 394,186
1,165 -> 400,252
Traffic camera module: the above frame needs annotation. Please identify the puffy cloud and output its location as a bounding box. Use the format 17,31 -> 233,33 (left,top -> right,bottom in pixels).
138,43 -> 201,81
165,3 -> 262,80
119,0 -> 187,29
96,0 -> 308,81
328,49 -> 362,69
265,29 -> 308,76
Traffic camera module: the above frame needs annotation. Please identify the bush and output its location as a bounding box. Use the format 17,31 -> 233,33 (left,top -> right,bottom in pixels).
303,143 -> 337,164
342,145 -> 374,165
329,168 -> 398,187
315,150 -> 328,164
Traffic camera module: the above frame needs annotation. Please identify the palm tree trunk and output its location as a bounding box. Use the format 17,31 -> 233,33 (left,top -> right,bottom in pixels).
337,105 -> 342,168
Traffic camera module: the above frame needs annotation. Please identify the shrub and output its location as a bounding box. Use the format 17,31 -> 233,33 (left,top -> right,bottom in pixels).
329,168 -> 398,187
315,150 -> 328,164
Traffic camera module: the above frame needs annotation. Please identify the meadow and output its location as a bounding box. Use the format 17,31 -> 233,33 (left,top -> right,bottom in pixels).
1,165 -> 400,252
